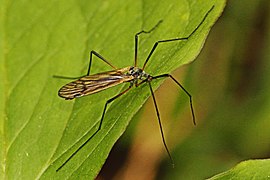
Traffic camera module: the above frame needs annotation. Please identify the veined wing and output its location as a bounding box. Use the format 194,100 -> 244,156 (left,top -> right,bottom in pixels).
58,67 -> 133,100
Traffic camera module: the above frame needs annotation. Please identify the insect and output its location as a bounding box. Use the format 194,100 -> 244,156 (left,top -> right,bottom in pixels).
55,5 -> 214,171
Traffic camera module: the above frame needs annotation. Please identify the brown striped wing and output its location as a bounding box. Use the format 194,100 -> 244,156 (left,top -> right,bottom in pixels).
58,67 -> 133,100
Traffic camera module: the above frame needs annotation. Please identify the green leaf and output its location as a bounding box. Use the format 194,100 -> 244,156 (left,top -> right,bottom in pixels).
209,159 -> 270,179
0,0 -> 225,179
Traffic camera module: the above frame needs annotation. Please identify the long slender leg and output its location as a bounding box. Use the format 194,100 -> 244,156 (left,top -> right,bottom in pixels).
142,5 -> 214,70
53,74 -> 84,80
87,50 -> 117,75
53,50 -> 117,80
56,86 -> 132,171
148,82 -> 174,167
152,74 -> 196,125
134,20 -> 163,67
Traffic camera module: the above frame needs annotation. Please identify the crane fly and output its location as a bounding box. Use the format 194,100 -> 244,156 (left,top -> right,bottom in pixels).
55,5 -> 214,171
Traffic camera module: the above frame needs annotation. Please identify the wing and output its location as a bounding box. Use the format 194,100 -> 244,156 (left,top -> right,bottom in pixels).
58,67 -> 134,100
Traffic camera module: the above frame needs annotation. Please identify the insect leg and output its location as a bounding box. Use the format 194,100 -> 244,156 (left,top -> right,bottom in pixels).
152,74 -> 196,125
53,51 -> 118,79
56,86 -> 132,171
52,74 -> 84,80
148,81 -> 174,167
134,20 -> 163,67
142,5 -> 214,70
87,50 -> 118,75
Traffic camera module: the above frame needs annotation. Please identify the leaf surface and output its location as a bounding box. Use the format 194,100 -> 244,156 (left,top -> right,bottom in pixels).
0,0 -> 225,179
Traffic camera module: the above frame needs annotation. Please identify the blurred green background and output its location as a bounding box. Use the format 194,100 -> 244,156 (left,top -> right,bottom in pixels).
97,0 -> 270,179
